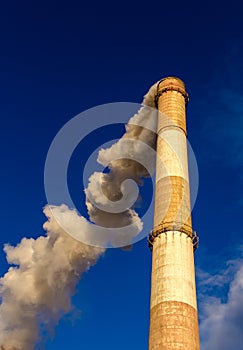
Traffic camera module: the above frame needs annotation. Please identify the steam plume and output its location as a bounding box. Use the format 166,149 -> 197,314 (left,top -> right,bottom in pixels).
0,206 -> 103,350
0,82 -> 158,350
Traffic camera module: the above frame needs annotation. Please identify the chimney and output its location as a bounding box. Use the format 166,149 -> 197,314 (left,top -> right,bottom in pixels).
148,77 -> 200,349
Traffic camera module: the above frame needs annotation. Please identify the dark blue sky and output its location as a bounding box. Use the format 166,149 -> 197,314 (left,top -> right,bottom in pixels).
0,1 -> 243,349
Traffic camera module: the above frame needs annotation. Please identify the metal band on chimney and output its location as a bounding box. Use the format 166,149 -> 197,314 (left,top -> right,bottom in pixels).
148,225 -> 199,252
154,78 -> 189,108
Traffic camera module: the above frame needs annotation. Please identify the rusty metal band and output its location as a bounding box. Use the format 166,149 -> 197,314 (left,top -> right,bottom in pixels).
148,222 -> 199,252
154,87 -> 189,108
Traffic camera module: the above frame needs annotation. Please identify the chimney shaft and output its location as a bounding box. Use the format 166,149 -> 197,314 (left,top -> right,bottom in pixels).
148,77 -> 200,349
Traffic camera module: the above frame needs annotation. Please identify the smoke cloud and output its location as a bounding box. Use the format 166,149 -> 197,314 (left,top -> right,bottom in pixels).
0,82 -> 158,349
0,205 -> 103,350
85,87 -> 158,239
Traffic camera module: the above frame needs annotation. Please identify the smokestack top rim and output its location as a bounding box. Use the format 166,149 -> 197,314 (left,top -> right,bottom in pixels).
157,76 -> 186,91
155,77 -> 189,107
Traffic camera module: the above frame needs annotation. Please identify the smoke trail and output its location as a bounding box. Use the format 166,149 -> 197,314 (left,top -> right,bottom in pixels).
0,83 -> 158,350
85,86 -> 158,237
0,206 -> 103,350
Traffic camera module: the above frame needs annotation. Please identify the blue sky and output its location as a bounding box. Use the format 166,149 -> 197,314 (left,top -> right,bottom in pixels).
0,1 -> 243,349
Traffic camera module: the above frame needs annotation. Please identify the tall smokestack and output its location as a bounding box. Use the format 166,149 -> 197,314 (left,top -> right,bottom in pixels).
148,77 -> 200,349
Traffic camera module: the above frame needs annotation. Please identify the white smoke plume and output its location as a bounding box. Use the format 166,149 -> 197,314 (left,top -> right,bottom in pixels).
86,123 -> 157,235
0,82 -> 159,349
86,83 -> 158,232
0,205 -> 103,350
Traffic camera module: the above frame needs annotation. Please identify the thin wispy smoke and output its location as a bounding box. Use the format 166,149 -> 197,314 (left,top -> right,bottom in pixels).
0,83 -> 158,350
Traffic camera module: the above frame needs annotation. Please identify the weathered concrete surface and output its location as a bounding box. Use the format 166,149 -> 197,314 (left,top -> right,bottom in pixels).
149,300 -> 200,350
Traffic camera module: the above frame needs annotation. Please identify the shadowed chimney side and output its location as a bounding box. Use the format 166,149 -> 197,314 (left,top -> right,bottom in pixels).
148,77 -> 200,350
